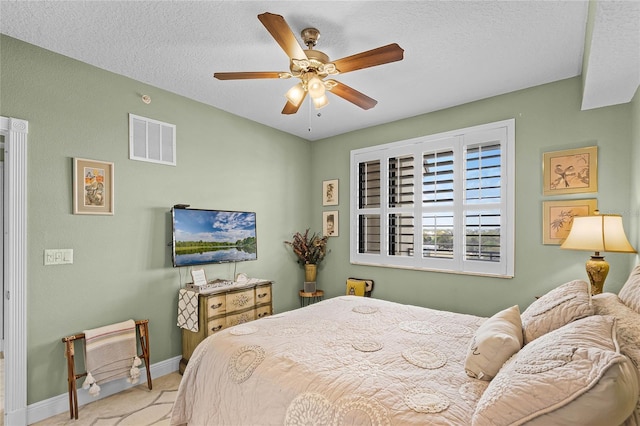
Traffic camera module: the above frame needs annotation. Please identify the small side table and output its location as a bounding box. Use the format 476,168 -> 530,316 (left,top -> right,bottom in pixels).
299,289 -> 324,307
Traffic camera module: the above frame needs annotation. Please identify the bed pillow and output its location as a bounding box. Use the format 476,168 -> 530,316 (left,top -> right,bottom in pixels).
464,305 -> 523,381
520,279 -> 593,344
618,264 -> 640,314
592,292 -> 640,376
472,315 -> 639,426
346,279 -> 366,296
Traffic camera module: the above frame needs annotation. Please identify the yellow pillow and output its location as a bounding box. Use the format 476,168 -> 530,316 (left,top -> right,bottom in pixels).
346,279 -> 366,296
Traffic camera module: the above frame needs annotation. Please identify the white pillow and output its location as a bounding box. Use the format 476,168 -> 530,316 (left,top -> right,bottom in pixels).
464,305 -> 523,381
472,315 -> 639,426
618,265 -> 640,314
592,292 -> 640,377
520,279 -> 593,344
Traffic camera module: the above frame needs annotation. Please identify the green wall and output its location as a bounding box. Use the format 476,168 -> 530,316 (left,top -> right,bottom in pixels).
313,77 -> 636,315
1,35 -> 313,404
1,34 -> 637,406
631,87 -> 640,265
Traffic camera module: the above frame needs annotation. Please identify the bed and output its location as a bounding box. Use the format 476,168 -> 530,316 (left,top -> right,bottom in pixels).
171,268 -> 640,426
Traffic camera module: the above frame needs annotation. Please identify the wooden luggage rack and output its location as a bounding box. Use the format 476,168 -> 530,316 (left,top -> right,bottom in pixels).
62,319 -> 152,419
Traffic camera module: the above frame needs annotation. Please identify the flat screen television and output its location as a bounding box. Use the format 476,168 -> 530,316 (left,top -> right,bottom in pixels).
171,207 -> 257,267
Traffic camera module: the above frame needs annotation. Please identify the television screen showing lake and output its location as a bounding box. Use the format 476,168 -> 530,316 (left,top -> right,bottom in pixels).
172,208 -> 257,267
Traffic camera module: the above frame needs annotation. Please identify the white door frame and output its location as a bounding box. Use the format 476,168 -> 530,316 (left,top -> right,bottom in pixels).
0,158 -> 4,353
1,116 -> 28,426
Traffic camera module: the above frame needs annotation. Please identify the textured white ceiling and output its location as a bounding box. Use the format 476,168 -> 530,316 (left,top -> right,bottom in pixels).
581,0 -> 640,110
1,1 -> 638,141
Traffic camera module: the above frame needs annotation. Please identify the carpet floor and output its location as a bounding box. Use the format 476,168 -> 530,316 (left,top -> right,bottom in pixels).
32,372 -> 182,426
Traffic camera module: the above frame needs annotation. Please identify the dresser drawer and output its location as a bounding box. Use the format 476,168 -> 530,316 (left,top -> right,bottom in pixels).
226,308 -> 256,327
256,304 -> 272,319
226,288 -> 255,313
206,294 -> 226,318
181,281 -> 272,374
206,316 -> 227,336
255,284 -> 272,305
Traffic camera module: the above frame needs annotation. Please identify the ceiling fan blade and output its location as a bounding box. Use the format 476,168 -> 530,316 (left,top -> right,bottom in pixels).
214,72 -> 283,80
282,100 -> 302,115
333,43 -> 404,74
258,12 -> 307,60
329,81 -> 378,110
282,92 -> 307,114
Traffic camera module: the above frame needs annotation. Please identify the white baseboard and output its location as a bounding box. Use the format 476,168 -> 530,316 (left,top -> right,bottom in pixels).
26,355 -> 181,425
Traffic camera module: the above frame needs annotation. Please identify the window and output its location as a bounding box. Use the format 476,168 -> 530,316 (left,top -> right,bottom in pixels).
350,119 -> 515,277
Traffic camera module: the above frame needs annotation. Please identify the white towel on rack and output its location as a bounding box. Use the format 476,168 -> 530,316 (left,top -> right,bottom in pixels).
82,319 -> 138,396
177,289 -> 199,332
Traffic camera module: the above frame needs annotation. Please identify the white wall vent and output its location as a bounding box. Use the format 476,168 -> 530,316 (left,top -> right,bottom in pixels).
129,113 -> 176,166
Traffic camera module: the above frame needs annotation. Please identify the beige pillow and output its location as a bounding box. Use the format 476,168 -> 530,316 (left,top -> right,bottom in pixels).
472,315 -> 639,426
618,264 -> 640,314
592,292 -> 640,381
464,305 -> 523,381
521,279 -> 593,344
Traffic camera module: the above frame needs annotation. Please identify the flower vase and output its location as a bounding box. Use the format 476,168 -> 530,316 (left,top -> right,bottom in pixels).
304,264 -> 317,282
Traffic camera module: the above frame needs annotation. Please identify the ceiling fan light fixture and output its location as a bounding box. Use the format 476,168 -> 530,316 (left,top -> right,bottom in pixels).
285,83 -> 306,107
313,94 -> 329,110
307,75 -> 326,99
215,13 -> 404,115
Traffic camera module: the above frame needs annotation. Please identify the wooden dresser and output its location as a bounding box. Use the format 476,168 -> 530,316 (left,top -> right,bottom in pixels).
179,281 -> 272,374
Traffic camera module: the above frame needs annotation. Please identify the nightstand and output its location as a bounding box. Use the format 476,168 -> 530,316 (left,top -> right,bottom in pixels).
299,289 -> 324,307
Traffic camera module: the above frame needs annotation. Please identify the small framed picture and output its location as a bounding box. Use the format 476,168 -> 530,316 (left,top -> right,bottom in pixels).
543,146 -> 597,195
322,179 -> 339,206
323,210 -> 339,237
73,157 -> 115,215
190,269 -> 207,286
542,199 -> 597,245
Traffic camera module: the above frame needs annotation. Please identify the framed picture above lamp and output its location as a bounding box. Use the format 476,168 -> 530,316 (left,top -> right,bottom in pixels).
542,199 -> 597,245
542,146 -> 597,196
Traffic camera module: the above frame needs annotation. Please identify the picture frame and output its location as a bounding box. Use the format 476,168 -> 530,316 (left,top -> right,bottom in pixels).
190,269 -> 207,286
543,146 -> 597,195
322,179 -> 339,206
542,199 -> 597,245
323,210 -> 339,237
73,157 -> 115,215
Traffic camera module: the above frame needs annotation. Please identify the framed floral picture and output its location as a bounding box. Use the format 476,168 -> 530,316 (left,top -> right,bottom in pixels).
543,146 -> 597,195
322,179 -> 338,206
542,199 -> 597,245
73,157 -> 115,215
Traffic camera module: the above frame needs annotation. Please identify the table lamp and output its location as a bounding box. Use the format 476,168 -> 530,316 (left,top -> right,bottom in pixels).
561,214 -> 636,295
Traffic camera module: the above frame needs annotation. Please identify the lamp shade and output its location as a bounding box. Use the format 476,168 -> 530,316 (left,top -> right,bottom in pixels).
307,75 -> 326,99
312,94 -> 329,109
285,83 -> 306,107
561,214 -> 637,253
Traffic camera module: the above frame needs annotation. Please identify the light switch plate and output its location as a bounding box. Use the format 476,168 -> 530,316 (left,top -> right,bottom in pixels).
44,249 -> 73,265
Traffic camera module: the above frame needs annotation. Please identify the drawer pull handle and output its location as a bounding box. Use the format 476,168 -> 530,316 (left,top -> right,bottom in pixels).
210,303 -> 223,310
211,325 -> 223,332
257,312 -> 270,318
258,293 -> 268,299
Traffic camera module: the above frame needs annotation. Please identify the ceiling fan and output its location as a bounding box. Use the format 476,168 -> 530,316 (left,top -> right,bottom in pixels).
213,12 -> 404,114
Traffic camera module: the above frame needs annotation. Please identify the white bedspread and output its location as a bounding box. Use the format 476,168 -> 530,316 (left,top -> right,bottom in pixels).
171,296 -> 488,425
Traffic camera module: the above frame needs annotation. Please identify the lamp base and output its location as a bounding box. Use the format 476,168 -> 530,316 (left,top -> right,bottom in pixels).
585,255 -> 609,295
